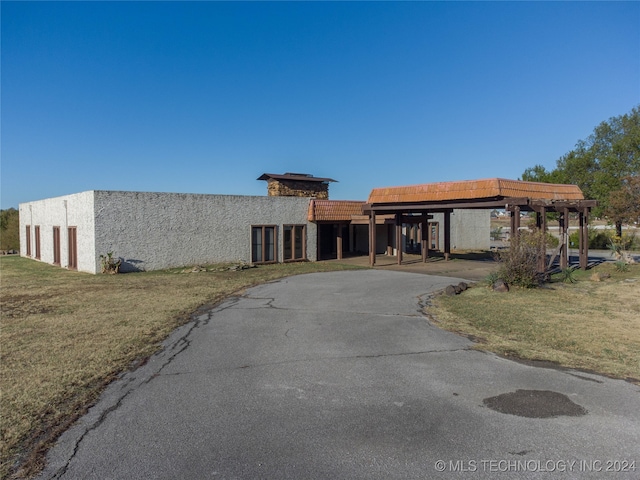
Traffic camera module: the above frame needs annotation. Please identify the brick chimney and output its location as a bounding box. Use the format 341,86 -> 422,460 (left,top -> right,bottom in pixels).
257,173 -> 337,199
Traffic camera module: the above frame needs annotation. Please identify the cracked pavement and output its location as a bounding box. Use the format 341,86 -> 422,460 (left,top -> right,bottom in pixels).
38,270 -> 639,479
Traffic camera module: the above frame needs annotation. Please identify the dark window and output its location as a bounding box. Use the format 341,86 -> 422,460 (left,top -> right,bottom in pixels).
284,225 -> 306,261
251,226 -> 276,264
34,226 -> 41,260
68,227 -> 78,270
26,225 -> 32,256
53,227 -> 61,265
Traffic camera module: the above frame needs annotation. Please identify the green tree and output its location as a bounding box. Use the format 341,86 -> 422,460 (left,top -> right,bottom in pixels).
522,105 -> 640,218
0,208 -> 20,251
521,164 -> 553,183
605,175 -> 640,237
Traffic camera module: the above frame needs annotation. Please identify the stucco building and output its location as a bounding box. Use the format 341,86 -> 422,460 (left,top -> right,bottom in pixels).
19,173 -> 493,273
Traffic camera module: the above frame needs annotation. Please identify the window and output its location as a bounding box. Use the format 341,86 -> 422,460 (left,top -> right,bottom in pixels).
34,226 -> 41,260
251,226 -> 276,263
53,227 -> 61,265
26,225 -> 32,256
284,225 -> 306,261
68,227 -> 78,270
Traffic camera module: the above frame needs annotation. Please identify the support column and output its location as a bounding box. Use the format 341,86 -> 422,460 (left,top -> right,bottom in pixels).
444,210 -> 451,261
396,213 -> 403,265
369,211 -> 376,266
578,210 -> 584,269
580,207 -> 589,270
560,207 -> 569,269
536,206 -> 547,273
510,206 -> 521,242
421,214 -> 428,262
336,224 -> 343,260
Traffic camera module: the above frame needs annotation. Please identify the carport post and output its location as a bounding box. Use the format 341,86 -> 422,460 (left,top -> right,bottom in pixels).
536,206 -> 547,273
337,224 -> 343,260
560,207 -> 569,269
443,210 -> 451,261
421,214 -> 428,262
396,213 -> 403,265
580,207 -> 589,270
369,211 -> 376,266
510,205 -> 521,241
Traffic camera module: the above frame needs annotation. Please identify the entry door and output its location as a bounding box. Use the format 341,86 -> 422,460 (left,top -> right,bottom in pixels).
68,227 -> 78,270
53,227 -> 61,265
34,226 -> 41,259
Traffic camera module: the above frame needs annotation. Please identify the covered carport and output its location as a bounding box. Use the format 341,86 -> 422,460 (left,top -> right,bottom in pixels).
363,178 -> 597,271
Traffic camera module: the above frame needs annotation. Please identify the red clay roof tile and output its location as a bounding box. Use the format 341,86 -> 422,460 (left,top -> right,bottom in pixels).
308,200 -> 365,221
367,178 -> 584,204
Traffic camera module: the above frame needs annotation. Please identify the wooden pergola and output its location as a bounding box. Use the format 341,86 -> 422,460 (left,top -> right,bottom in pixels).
362,178 -> 597,271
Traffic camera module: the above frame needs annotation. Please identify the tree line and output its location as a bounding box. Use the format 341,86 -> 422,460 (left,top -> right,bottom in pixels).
0,208 -> 20,251
521,105 -> 640,236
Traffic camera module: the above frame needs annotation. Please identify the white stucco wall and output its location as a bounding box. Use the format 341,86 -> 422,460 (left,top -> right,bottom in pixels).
389,209 -> 490,253
19,191 -> 97,273
93,191 -> 317,272
450,209 -> 490,250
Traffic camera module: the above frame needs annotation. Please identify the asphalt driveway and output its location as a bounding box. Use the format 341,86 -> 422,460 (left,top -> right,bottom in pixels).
39,270 -> 639,479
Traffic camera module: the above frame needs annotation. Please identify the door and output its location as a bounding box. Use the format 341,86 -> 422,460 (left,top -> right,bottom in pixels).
53,227 -> 61,265
68,227 -> 77,270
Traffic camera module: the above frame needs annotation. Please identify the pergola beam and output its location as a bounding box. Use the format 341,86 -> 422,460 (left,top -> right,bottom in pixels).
363,198 -> 531,213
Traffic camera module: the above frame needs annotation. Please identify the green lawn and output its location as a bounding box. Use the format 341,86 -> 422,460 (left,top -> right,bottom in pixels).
428,263 -> 640,382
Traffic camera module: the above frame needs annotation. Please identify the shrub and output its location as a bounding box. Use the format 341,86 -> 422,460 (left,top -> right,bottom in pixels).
569,227 -> 612,250
546,232 -> 559,248
99,252 -> 122,274
496,230 -> 547,288
490,227 -> 503,241
484,270 -> 500,286
559,267 -> 577,284
614,261 -> 629,273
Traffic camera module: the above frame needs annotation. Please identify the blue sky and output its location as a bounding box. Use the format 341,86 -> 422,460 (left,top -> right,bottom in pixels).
2,1 -> 639,209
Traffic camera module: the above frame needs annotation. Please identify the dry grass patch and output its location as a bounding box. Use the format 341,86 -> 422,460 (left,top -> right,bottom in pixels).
0,256 -> 363,479
428,263 -> 640,382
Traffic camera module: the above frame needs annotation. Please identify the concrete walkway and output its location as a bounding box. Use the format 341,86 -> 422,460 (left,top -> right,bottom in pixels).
326,253 -> 499,281
327,249 -> 632,282
39,270 -> 639,479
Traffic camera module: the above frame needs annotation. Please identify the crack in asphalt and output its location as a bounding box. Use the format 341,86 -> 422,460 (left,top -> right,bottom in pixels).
238,295 -> 425,317
46,298 -> 241,479
44,292 -> 442,478
157,346 -> 474,377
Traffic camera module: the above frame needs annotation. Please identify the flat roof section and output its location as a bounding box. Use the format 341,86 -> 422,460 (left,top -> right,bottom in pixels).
258,173 -> 337,184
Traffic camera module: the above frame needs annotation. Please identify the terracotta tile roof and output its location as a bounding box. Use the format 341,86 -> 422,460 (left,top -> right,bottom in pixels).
308,200 -> 365,221
367,178 -> 584,204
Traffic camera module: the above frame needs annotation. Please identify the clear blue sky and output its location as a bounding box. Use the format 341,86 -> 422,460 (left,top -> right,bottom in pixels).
2,1 -> 639,209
